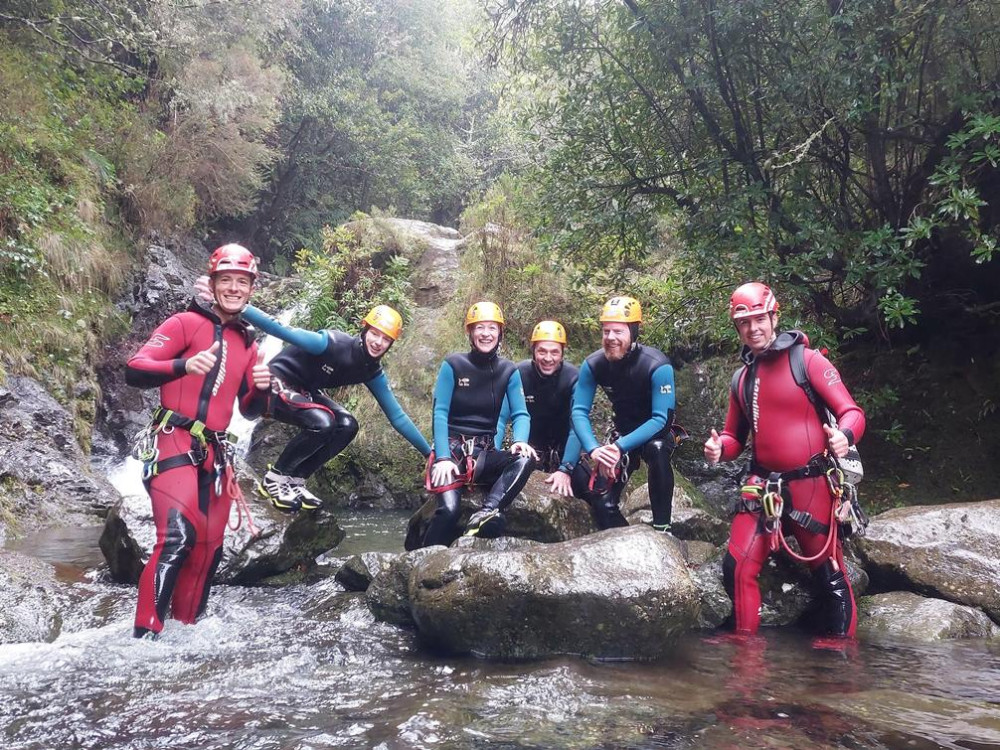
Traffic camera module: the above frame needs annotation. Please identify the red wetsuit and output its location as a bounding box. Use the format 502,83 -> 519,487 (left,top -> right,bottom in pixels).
126,301 -> 266,636
718,331 -> 865,636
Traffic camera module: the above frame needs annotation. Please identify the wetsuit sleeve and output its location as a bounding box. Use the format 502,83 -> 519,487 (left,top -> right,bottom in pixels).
240,305 -> 329,355
719,378 -> 750,461
494,395 -> 511,449
615,363 -> 675,453
365,372 -> 432,457
557,425 -> 583,473
125,315 -> 191,388
431,361 -> 456,460
237,340 -> 268,419
805,350 -> 866,444
506,370 -> 530,444
571,361 -> 601,453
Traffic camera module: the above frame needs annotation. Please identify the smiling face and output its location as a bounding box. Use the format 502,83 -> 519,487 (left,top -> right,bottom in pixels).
735,312 -> 776,355
601,322 -> 632,362
210,271 -> 254,320
364,327 -> 393,359
532,340 -> 564,376
469,321 -> 501,354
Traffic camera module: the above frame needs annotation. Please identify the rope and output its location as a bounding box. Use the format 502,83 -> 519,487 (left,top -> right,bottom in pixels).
226,464 -> 260,537
762,466 -> 842,563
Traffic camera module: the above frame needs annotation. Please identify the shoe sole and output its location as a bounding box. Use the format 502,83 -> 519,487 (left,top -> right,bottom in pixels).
463,509 -> 500,537
256,481 -> 301,513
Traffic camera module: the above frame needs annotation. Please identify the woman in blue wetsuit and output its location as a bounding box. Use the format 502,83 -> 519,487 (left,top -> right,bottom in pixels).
198,272 -> 431,513
418,301 -> 537,547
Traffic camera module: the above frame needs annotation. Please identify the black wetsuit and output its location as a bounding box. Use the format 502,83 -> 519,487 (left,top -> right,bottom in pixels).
419,348 -> 533,547
571,344 -> 677,529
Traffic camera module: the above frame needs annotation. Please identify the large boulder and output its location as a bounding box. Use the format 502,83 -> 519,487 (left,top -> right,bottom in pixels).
404,473 -> 597,550
858,591 -> 1000,640
0,377 -> 118,542
99,465 -> 345,585
366,547 -> 442,627
408,525 -> 701,660
853,499 -> 1000,623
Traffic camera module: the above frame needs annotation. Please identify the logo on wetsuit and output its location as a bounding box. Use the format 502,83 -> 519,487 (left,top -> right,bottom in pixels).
147,333 -> 171,349
458,377 -> 470,387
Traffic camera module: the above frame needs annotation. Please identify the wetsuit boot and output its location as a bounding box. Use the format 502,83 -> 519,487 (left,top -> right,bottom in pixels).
423,488 -> 462,547
466,455 -> 533,537
813,560 -> 856,637
643,438 -> 675,528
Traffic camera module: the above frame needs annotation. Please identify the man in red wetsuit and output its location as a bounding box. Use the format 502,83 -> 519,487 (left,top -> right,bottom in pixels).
704,282 -> 866,637
126,244 -> 271,639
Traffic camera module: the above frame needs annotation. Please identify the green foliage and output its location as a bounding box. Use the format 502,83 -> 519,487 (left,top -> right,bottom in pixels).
485,0 -> 1000,341
295,220 -> 414,335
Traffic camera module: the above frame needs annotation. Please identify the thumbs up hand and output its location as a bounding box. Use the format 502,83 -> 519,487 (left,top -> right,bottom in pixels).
823,423 -> 849,458
186,340 -> 220,375
252,348 -> 272,391
703,428 -> 723,464
194,275 -> 214,303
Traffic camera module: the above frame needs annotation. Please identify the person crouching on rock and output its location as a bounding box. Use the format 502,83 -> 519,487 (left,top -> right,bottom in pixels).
194,275 -> 431,513
419,302 -> 538,546
127,244 -> 271,639
494,320 -> 582,498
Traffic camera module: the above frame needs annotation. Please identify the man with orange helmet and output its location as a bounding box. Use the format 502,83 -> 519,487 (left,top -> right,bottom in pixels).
495,320 -> 582,496
127,244 -> 272,638
704,282 -> 866,637
416,301 -> 537,546
571,296 -> 678,530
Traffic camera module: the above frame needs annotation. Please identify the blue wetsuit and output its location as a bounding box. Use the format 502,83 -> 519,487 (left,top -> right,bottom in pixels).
495,359 -> 581,474
418,348 -> 534,547
572,343 -> 677,529
243,306 -> 429,480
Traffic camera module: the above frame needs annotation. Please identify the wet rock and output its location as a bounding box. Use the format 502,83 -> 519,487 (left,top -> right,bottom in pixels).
335,551 -> 397,592
408,525 -> 701,660
0,376 -> 118,541
853,499 -> 1000,623
0,551 -> 61,644
366,547 -> 442,627
404,473 -> 598,550
623,480 -> 729,544
98,468 -> 345,585
859,591 -> 1000,640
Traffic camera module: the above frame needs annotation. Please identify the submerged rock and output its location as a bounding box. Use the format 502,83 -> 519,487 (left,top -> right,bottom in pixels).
859,591 -> 1000,640
408,525 -> 701,660
0,551 -> 62,644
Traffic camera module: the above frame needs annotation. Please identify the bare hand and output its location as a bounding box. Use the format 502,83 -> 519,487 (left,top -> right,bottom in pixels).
511,441 -> 538,461
591,443 -> 620,470
823,424 -> 849,458
186,341 -> 220,375
544,470 -> 573,497
252,349 -> 271,390
431,459 -> 460,488
194,275 -> 213,303
704,428 -> 723,464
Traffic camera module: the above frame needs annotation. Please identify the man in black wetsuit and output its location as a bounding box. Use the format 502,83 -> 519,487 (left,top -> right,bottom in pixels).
571,296 -> 678,530
495,320 -> 582,497
418,301 -> 537,546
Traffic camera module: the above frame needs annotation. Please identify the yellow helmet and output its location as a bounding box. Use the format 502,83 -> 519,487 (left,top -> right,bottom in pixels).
362,305 -> 403,340
530,320 -> 567,346
465,301 -> 505,328
600,296 -> 642,324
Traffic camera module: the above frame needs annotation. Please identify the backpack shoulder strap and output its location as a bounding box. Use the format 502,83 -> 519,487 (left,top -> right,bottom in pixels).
790,342 -> 832,424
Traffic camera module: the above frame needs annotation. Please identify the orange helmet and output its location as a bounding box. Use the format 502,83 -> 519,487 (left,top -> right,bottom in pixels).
208,243 -> 258,279
600,296 -> 642,324
729,282 -> 779,320
465,301 -> 505,328
530,320 -> 567,346
362,305 -> 403,340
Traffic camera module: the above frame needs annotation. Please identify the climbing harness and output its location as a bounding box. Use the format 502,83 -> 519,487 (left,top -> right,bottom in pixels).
424,434 -> 492,493
131,406 -> 259,536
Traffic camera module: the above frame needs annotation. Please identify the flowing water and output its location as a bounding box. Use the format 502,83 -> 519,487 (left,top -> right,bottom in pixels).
2,511 -> 999,750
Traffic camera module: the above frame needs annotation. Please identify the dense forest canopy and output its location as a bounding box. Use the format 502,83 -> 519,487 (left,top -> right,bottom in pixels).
1,0 -> 999,365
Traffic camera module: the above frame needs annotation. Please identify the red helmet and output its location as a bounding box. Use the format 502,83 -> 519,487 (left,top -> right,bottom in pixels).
729,282 -> 778,320
208,244 -> 258,279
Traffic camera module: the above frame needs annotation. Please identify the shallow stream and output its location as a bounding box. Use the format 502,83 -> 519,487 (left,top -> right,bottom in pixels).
2,511 -> 999,750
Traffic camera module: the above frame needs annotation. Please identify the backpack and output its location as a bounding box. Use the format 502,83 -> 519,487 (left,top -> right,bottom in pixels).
730,342 -> 863,484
